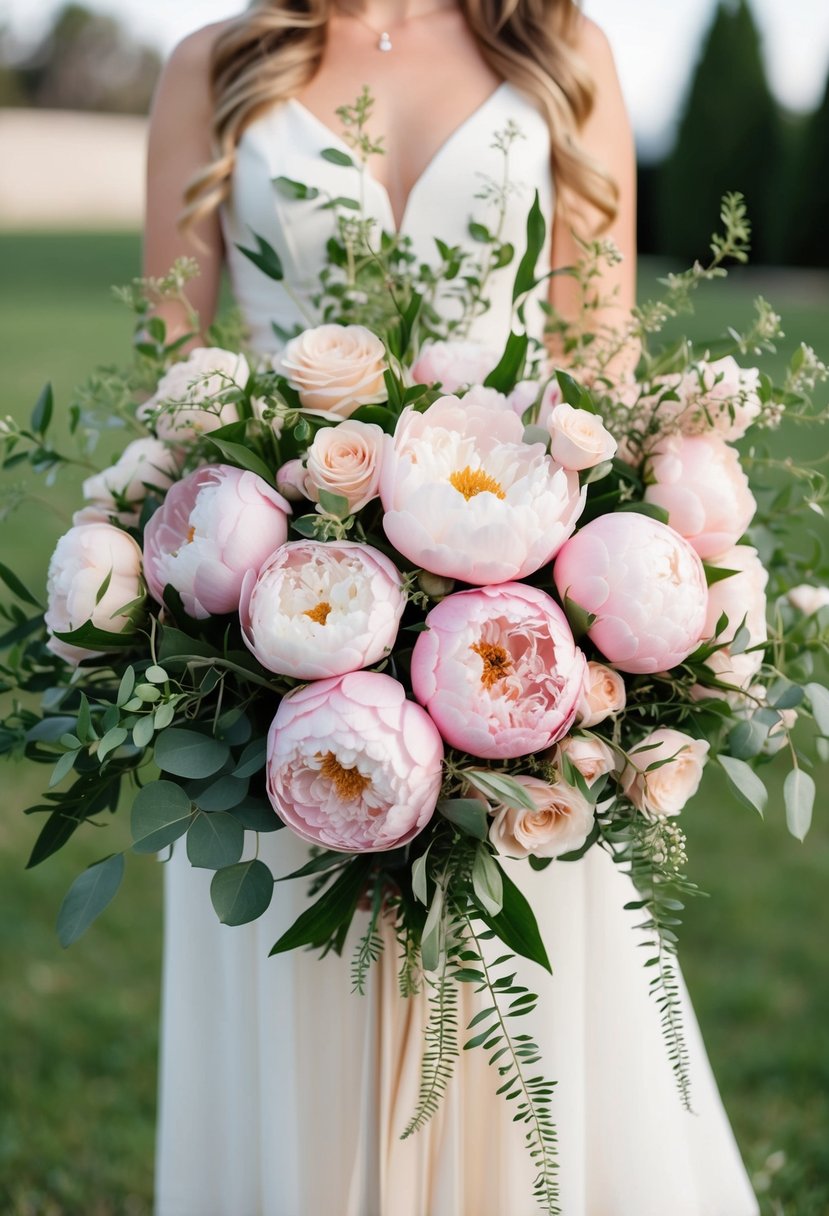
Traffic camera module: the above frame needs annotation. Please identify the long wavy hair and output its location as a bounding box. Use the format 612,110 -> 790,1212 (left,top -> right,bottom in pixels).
181,0 -> 618,235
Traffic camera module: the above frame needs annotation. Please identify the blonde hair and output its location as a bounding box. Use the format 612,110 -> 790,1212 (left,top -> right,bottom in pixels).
181,0 -> 618,235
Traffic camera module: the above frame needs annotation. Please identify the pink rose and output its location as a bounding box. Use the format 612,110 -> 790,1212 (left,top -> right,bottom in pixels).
488,775 -> 594,859
555,734 -> 617,785
644,433 -> 756,560
274,323 -> 387,417
701,545 -> 768,693
411,339 -> 499,394
82,437 -> 182,522
45,523 -> 145,665
576,660 -> 627,727
410,582 -> 585,759
547,402 -> 617,471
380,393 -> 584,584
138,347 -> 247,439
142,464 -> 290,618
553,512 -> 708,674
240,540 -> 405,679
304,419 -> 384,513
266,671 -> 443,852
275,459 -> 310,502
621,728 -> 709,818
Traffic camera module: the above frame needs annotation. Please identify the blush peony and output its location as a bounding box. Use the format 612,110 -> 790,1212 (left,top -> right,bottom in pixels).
304,418 -> 384,513
700,545 -> 768,694
81,437 -> 182,522
274,323 -> 387,417
45,523 -> 145,665
380,393 -> 584,584
621,728 -> 709,818
553,512 -> 708,674
139,347 -> 248,439
410,582 -> 585,759
240,540 -> 405,679
266,671 -> 443,852
411,339 -> 499,394
488,775 -> 594,859
142,464 -> 290,618
643,433 -> 756,560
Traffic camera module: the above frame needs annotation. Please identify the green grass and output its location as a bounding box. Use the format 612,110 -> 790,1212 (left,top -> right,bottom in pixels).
1,233 -> 828,1214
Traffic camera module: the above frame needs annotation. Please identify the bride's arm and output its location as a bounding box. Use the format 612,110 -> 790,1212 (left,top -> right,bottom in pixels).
143,23 -> 229,341
549,17 -> 637,359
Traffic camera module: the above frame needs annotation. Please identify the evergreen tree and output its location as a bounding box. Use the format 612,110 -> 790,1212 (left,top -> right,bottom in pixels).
657,0 -> 784,264
786,74 -> 829,268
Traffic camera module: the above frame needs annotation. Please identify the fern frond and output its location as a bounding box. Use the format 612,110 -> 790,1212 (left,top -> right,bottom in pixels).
401,948 -> 460,1138
350,885 -> 385,996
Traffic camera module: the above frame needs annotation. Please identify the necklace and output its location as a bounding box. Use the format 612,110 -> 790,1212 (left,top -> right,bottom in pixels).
336,2 -> 452,52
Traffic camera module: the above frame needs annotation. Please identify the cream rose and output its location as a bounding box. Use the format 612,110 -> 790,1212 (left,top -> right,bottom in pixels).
275,323 -> 387,417
488,774 -> 594,859
547,402 -> 617,472
139,347 -> 247,439
576,661 -> 627,728
555,735 -> 617,786
305,419 -> 384,513
621,728 -> 709,818
787,584 -> 829,615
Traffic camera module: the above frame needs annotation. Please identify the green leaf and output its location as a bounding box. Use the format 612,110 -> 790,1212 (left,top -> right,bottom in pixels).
52,622 -> 136,650
97,726 -> 128,762
437,798 -> 489,840
420,881 -> 445,973
132,715 -> 155,749
190,774 -> 249,812
474,865 -> 552,974
348,404 -> 397,433
472,846 -> 504,917
320,146 -> 355,167
211,858 -> 274,925
31,382 -> 54,434
805,682 -> 829,735
718,754 -> 767,817
276,850 -> 348,882
411,851 -> 429,905
57,854 -> 124,947
465,769 -> 537,812
145,664 -> 169,684
206,436 -> 276,485
235,233 -> 283,281
561,594 -> 596,641
703,563 -> 739,587
27,808 -> 82,868
187,811 -> 245,869
317,488 -> 351,518
117,667 -> 136,706
131,780 -> 193,853
0,561 -> 43,608
49,748 -> 79,789
727,717 -> 769,760
554,370 -> 595,412
512,189 -> 546,303
234,738 -> 267,779
483,331 -> 529,393
468,220 -> 491,242
272,175 -> 320,200
154,728 -> 230,779
784,768 -> 814,842
269,857 -> 370,952
616,501 -> 671,525
230,797 -> 280,833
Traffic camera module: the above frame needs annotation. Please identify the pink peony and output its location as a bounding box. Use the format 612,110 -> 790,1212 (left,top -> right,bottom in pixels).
410,582 -> 585,759
553,512 -> 708,674
380,393 -> 584,584
644,433 -> 756,560
411,339 -> 499,394
45,523 -> 145,665
142,464 -> 290,618
701,544 -> 768,694
266,671 -> 443,852
240,540 -> 405,679
488,774 -> 594,859
304,418 -> 384,513
138,347 -> 247,439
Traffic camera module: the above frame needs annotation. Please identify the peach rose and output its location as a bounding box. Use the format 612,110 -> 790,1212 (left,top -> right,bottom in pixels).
275,323 -> 387,417
547,402 -> 617,471
576,661 -> 627,728
488,774 -> 595,859
621,727 -> 709,818
304,419 -> 384,513
555,734 -> 617,786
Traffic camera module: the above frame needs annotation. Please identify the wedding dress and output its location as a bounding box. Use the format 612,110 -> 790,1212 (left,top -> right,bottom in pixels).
154,82 -> 760,1216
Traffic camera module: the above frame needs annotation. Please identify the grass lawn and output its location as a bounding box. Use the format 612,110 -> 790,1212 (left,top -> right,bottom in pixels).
0,232 -> 828,1214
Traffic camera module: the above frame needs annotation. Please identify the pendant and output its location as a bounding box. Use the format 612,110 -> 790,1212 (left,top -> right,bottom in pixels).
378,30 -> 392,51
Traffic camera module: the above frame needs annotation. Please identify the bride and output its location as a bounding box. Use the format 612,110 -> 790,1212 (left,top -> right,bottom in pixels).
144,2 -> 760,1213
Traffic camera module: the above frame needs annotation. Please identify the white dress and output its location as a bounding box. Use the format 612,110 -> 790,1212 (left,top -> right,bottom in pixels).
155,83 -> 760,1216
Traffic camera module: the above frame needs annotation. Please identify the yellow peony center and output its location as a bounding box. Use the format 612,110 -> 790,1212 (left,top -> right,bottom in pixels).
449,466 -> 505,501
304,600 -> 332,625
471,640 -> 512,689
318,751 -> 372,800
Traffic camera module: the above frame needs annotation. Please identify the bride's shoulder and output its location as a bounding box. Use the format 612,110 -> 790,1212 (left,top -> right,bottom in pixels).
567,13 -> 618,71
158,19 -> 235,95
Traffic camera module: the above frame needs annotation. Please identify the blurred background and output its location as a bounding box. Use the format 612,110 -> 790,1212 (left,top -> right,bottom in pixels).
0,2 -> 827,1213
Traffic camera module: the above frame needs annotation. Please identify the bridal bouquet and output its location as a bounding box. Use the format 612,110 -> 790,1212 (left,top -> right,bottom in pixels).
3,93 -> 827,1214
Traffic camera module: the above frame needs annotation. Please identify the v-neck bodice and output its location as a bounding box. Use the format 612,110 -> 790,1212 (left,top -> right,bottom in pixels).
220,82 -> 554,353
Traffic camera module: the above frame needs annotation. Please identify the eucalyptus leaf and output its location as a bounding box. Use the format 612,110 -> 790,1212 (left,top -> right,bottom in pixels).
57,854 -> 124,947
437,798 -> 489,840
784,768 -> 814,842
411,851 -> 430,905
805,682 -> 829,735
211,858 -> 274,925
154,728 -> 230,779
132,715 -> 155,750
187,811 -> 245,869
190,774 -> 249,813
320,147 -> 355,167
727,717 -> 769,760
472,846 -> 504,917
420,881 -> 445,973
718,754 -> 767,816
131,780 -> 193,853
230,797 -> 280,833
464,770 -> 537,812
